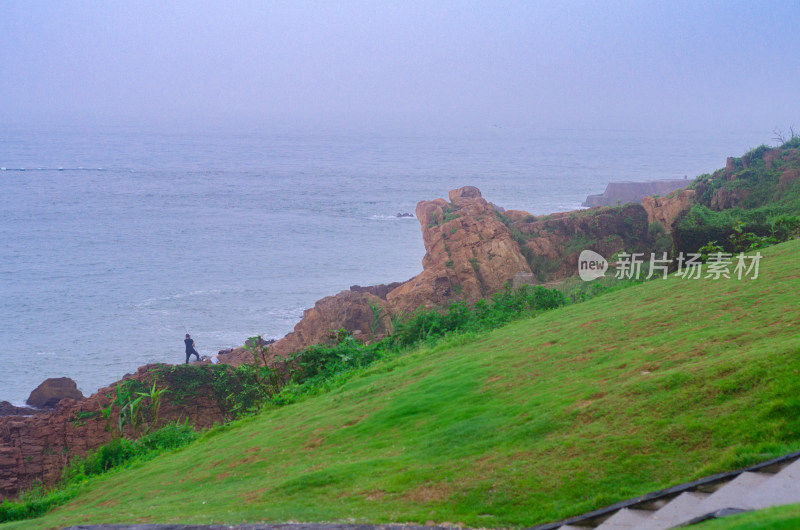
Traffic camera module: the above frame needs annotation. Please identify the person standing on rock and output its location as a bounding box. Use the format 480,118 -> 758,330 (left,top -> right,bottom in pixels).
184,334 -> 200,364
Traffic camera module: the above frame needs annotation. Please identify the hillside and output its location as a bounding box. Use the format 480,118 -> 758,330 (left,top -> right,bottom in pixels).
5,237 -> 799,529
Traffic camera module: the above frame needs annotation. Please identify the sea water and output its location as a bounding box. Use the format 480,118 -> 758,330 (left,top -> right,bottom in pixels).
0,125 -> 763,404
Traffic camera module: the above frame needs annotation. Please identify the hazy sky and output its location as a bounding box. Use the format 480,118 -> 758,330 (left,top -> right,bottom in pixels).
2,1 -> 799,133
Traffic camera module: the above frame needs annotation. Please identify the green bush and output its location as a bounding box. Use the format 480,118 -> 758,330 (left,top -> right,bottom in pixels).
0,483 -> 78,524
772,214 -> 800,241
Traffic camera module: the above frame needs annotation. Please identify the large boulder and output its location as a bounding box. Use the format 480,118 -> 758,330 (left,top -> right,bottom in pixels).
25,377 -> 84,409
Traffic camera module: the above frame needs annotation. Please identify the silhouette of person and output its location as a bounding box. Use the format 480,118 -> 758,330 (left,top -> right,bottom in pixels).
184,334 -> 200,364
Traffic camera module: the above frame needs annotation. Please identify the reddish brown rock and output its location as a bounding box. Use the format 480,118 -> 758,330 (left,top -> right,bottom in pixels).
232,187 -> 657,361
726,157 -> 737,179
1,365 -> 229,500
385,186 -> 531,314
349,282 -> 404,300
641,189 -> 696,230
509,204 -> 650,282
26,377 -> 84,409
268,289 -> 389,358
500,209 -> 535,223
764,149 -> 782,170
710,186 -> 750,210
244,187 -> 532,363
780,169 -> 800,190
0,402 -> 43,417
215,347 -> 252,367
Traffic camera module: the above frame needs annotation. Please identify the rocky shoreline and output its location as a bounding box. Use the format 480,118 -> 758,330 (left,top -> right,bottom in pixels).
1,183 -> 693,500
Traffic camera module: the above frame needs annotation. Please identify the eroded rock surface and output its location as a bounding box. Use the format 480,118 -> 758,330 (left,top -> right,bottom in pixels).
641,189 -> 696,230
0,365 -> 228,499
385,186 -> 531,313
0,402 -> 43,417
506,204 -> 651,281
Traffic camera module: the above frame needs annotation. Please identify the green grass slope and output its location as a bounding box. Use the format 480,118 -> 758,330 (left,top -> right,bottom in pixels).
7,240 -> 800,530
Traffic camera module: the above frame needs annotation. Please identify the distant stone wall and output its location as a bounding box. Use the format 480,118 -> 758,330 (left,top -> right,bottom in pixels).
583,179 -> 689,207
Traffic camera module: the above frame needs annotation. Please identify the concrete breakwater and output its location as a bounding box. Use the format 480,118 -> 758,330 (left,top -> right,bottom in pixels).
583,179 -> 689,207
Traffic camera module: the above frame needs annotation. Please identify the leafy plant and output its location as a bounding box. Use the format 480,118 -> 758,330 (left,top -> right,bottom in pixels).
368,300 -> 386,337
698,241 -> 725,262
729,221 -> 777,253
69,410 -> 98,428
771,214 -> 800,241
97,400 -> 114,436
137,382 -> 168,432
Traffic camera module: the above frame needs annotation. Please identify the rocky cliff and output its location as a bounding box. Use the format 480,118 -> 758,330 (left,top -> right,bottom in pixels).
694,147 -> 800,211
385,186 -> 531,313
223,186 -> 671,367
0,365 -> 233,499
216,186 -> 534,366
641,189 -> 696,230
504,204 -> 652,281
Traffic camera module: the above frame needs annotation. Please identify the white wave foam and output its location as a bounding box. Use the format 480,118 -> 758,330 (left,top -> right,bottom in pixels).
0,167 -> 110,172
134,289 -> 224,308
368,214 -> 416,221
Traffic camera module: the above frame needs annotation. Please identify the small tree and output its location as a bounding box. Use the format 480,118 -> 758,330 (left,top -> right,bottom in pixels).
244,335 -> 282,408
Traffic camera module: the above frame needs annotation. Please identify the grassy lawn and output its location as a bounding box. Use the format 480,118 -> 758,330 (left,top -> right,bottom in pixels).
5,239 -> 800,530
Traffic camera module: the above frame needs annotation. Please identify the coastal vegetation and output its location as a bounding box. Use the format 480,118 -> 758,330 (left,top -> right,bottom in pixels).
3,138 -> 800,528
2,236 -> 799,528
673,136 -> 800,256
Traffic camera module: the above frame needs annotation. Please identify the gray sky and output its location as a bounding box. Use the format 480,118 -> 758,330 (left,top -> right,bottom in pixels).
2,0 -> 799,133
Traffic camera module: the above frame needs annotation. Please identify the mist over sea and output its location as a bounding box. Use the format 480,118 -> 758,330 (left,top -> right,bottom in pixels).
0,125 -> 763,404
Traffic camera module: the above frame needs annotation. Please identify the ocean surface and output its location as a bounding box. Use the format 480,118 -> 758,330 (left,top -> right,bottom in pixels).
0,125 -> 765,404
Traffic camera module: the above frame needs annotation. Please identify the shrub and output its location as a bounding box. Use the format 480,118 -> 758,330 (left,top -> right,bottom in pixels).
772,215 -> 800,241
